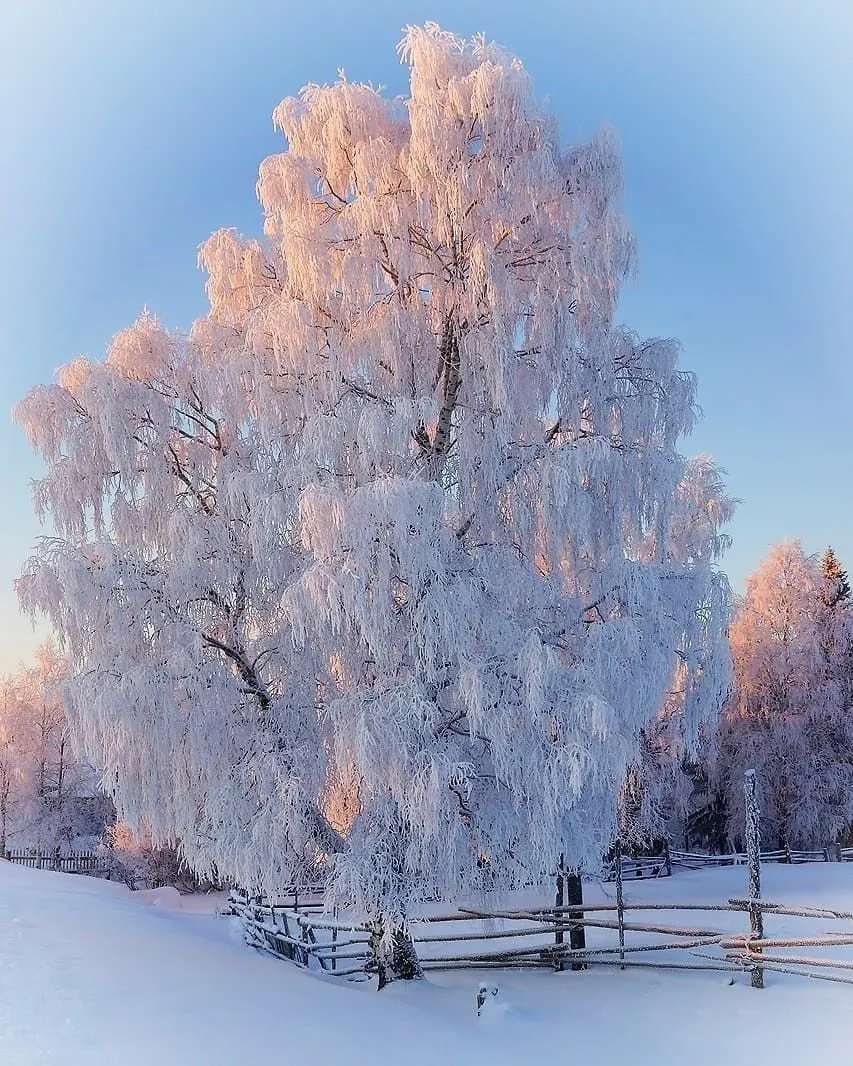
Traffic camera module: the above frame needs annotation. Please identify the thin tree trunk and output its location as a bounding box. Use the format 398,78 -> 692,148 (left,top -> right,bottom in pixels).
0,774 -> 8,858
413,316 -> 461,483
56,735 -> 67,846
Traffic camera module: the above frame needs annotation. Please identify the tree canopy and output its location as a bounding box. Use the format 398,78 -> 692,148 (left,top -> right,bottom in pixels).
16,24 -> 732,923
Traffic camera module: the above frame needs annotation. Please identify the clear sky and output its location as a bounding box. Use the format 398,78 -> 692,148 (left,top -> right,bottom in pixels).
1,0 -> 851,674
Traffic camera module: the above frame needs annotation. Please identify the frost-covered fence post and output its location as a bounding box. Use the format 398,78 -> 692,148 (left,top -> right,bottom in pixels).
614,839 -> 626,971
744,769 -> 764,989
664,841 -> 672,878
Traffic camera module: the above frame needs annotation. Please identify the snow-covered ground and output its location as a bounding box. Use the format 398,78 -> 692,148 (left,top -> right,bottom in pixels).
1,858 -> 851,1065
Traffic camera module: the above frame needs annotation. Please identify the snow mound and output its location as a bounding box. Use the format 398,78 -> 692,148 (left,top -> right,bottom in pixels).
131,885 -> 184,910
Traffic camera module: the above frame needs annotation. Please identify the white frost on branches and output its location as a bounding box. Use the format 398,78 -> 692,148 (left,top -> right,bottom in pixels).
16,24 -> 731,920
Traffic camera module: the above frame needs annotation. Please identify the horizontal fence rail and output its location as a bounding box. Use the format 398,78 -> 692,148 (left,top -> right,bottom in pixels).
604,849 -> 672,881
670,845 -> 848,869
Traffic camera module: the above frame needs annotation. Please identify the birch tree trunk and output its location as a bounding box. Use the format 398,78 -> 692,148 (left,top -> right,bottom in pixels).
370,917 -> 423,990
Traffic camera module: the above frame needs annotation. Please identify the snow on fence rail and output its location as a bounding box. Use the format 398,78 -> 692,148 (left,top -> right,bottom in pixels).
670,845 -> 848,869
3,849 -> 109,875
600,841 -> 852,880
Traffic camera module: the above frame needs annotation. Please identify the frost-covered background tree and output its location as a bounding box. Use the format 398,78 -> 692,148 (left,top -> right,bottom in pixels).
714,540 -> 853,848
617,456 -> 735,849
17,24 -> 731,969
15,643 -> 79,848
0,643 -> 105,853
100,819 -> 220,891
0,677 -> 27,855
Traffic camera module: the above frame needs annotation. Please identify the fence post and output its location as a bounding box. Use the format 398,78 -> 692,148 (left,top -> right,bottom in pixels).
664,840 -> 672,878
554,855 -> 564,971
744,769 -> 764,989
614,838 -> 625,971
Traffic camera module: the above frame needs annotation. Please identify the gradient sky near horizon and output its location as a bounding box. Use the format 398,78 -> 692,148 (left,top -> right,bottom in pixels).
1,0 -> 851,674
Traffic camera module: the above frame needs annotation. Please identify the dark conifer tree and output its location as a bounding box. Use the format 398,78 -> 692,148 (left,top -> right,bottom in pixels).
820,547 -> 851,609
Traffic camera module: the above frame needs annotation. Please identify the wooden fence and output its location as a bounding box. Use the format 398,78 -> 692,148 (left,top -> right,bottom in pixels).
608,843 -> 851,877
228,889 -> 371,978
225,807 -> 853,991
3,849 -> 110,875
671,845 -> 849,869
604,848 -> 672,881
230,885 -> 853,989
231,797 -> 853,989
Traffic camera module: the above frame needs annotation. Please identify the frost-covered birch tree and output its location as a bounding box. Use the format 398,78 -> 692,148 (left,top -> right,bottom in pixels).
17,23 -> 731,972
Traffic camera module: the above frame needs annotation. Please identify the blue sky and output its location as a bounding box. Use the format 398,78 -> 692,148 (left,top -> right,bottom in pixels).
1,0 -> 851,673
